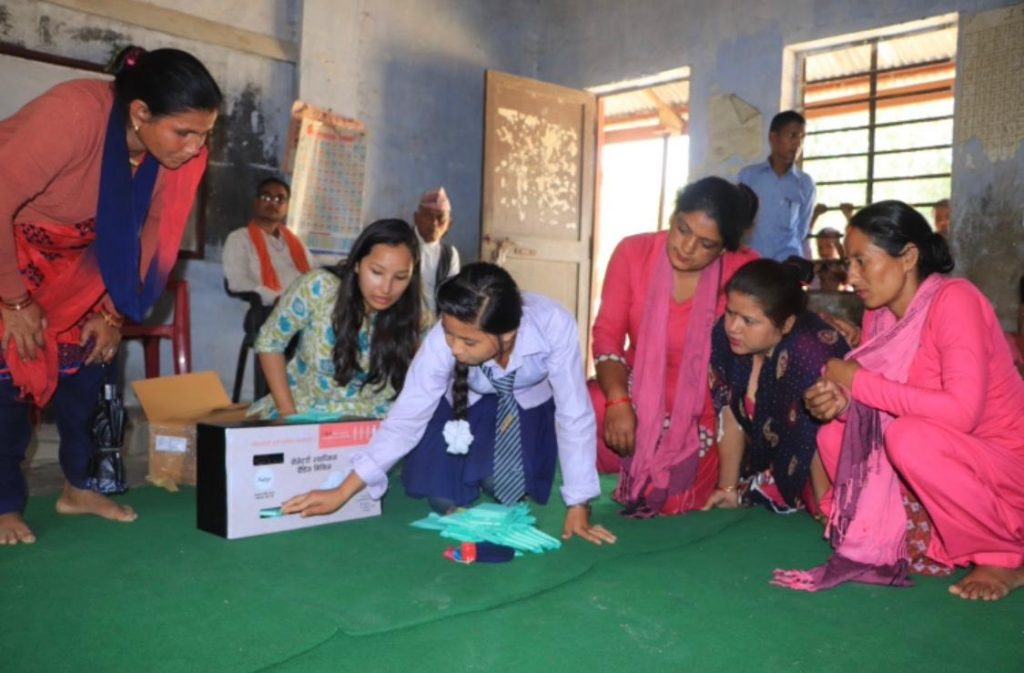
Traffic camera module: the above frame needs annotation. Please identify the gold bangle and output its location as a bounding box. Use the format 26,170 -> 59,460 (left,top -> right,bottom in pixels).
99,308 -> 124,328
1,293 -> 34,311
717,484 -> 738,494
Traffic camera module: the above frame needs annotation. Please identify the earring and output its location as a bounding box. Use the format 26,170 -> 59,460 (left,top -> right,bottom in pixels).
133,124 -> 140,133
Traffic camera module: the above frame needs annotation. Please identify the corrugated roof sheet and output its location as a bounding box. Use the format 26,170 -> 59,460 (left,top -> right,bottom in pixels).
805,25 -> 957,82
602,79 -> 689,120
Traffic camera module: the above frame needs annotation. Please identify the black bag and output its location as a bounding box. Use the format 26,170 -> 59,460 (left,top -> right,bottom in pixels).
86,383 -> 128,495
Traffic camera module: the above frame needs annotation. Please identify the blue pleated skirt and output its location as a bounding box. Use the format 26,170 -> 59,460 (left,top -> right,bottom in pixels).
401,395 -> 558,507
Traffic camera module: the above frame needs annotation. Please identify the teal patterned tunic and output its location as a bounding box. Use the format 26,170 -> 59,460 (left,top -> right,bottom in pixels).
248,269 -> 396,420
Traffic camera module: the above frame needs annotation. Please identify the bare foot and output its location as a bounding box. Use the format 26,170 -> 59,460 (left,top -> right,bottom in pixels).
949,565 -> 1024,601
0,512 -> 36,545
55,482 -> 137,523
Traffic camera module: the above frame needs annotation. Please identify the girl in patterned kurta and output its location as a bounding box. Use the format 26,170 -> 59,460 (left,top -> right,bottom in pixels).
249,219 -> 422,420
706,259 -> 849,514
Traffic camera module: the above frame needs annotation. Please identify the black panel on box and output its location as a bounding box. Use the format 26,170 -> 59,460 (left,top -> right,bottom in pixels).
196,423 -> 228,537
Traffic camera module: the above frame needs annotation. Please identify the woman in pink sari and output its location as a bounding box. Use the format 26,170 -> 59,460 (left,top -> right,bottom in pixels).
590,177 -> 758,518
784,201 -> 1024,600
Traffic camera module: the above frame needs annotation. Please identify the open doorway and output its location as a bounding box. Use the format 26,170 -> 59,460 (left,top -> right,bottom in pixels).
588,73 -> 690,369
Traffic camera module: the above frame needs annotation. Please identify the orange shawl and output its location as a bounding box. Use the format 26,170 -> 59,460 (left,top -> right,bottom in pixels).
246,221 -> 311,292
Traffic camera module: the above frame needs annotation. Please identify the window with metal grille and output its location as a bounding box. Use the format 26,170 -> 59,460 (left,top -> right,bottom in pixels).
798,23 -> 957,237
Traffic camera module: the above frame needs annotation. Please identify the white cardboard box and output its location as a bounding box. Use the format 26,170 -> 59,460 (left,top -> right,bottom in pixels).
196,419 -> 381,539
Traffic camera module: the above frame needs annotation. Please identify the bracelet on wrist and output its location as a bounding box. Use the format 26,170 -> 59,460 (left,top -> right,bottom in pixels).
1,293 -> 34,311
605,396 -> 631,409
98,308 -> 124,328
716,484 -> 738,494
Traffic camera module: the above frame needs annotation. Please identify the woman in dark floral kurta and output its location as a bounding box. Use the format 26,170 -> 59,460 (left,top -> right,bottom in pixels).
707,259 -> 849,513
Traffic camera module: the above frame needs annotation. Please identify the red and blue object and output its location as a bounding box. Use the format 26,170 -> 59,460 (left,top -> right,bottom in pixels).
444,542 -> 516,564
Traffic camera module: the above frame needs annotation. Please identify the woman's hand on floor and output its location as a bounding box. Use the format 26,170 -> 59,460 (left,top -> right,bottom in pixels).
562,504 -> 617,545
702,488 -> 740,510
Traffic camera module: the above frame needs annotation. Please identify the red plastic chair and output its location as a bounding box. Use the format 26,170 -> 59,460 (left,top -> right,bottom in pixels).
121,278 -> 192,378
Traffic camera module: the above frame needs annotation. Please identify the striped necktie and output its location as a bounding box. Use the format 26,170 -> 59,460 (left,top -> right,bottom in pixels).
483,367 -> 526,505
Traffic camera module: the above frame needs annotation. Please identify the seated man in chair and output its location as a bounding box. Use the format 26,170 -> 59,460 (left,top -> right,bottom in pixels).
223,177 -> 313,310
223,177 -> 312,399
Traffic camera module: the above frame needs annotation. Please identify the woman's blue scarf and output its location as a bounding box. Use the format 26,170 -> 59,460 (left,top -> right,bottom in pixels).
94,104 -> 162,322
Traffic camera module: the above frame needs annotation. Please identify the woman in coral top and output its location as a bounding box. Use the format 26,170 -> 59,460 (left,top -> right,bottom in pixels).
781,201 -> 1024,600
0,47 -> 221,545
590,177 -> 758,518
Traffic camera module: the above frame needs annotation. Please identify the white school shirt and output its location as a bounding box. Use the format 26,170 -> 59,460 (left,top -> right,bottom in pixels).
350,292 -> 600,506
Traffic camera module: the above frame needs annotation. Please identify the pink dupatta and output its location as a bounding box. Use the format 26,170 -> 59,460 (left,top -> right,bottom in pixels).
613,235 -> 723,517
773,273 -> 950,591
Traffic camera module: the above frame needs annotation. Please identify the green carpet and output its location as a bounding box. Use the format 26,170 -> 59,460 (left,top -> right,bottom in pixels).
2,477 -> 1021,673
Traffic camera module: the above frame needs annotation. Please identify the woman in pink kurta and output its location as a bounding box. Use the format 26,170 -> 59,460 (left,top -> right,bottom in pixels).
590,177 -> 758,518
791,201 -> 1024,600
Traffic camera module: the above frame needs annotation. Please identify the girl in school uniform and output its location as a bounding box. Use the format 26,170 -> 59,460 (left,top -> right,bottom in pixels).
283,262 -> 616,545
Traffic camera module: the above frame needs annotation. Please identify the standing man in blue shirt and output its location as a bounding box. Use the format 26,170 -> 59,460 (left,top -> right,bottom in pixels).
738,111 -> 816,261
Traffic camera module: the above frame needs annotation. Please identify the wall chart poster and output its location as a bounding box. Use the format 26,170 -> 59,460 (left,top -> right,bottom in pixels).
285,102 -> 367,257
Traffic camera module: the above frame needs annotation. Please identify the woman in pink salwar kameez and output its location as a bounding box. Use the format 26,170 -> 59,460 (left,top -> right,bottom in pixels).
792,201 -> 1024,601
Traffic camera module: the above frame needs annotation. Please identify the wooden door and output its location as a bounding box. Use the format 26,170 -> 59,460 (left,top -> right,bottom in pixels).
481,70 -> 596,347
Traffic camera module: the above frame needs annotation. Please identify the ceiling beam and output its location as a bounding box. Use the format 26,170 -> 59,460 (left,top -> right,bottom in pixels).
44,0 -> 297,62
643,89 -> 685,134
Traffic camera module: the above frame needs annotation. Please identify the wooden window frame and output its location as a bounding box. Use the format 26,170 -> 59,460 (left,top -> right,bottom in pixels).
798,27 -> 956,211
